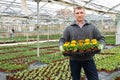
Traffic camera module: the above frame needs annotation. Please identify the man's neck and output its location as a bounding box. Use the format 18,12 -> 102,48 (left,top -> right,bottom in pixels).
77,20 -> 84,25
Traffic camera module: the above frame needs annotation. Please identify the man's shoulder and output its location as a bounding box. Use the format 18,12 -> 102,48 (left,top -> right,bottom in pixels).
85,22 -> 96,27
66,25 -> 73,28
64,25 -> 73,32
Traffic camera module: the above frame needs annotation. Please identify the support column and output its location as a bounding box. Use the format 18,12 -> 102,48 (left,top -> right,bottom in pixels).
33,0 -> 41,57
116,15 -> 120,45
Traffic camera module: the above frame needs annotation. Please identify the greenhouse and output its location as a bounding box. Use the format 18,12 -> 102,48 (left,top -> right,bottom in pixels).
0,0 -> 120,80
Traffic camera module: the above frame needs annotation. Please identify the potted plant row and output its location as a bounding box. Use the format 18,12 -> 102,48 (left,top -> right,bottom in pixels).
63,39 -> 101,56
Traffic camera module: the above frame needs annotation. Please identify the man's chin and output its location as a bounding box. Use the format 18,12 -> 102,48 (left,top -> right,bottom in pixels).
77,19 -> 84,22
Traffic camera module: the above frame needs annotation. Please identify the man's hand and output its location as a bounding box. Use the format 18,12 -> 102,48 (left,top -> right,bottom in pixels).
59,46 -> 64,52
98,44 -> 104,50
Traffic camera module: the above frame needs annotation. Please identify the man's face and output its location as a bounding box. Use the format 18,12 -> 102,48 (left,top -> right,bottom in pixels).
74,8 -> 85,22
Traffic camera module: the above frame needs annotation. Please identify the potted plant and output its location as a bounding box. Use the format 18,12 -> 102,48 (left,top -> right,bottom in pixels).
63,42 -> 70,53
69,40 -> 78,53
63,40 -> 78,53
91,39 -> 99,51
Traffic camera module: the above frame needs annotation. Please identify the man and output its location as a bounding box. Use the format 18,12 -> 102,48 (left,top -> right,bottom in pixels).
9,28 -> 14,38
59,6 -> 105,80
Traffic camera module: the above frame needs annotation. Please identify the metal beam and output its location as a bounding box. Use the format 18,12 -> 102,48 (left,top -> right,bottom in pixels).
107,3 -> 120,12
2,0 -> 16,13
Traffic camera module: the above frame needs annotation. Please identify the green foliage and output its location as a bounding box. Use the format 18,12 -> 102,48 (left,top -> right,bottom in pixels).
105,35 -> 115,44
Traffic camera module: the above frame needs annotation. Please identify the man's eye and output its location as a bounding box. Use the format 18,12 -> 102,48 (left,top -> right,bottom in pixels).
76,12 -> 79,14
81,12 -> 84,14
75,12 -> 83,14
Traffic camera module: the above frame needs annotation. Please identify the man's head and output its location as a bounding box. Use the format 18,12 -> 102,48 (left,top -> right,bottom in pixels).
74,6 -> 86,23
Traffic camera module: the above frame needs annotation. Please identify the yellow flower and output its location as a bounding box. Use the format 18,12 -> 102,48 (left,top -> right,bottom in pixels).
63,44 -> 68,46
91,39 -> 97,44
91,39 -> 99,50
71,40 -> 76,44
63,42 -> 70,46
78,40 -> 83,46
70,43 -> 76,47
63,42 -> 70,51
69,40 -> 78,52
85,39 -> 90,44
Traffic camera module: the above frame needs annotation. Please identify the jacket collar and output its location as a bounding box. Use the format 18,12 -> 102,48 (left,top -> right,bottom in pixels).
71,20 -> 90,26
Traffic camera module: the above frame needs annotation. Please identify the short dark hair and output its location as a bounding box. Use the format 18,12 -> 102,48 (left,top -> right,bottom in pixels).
74,6 -> 85,13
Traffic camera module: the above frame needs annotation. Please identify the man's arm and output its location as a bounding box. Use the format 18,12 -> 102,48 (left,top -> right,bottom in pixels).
59,27 -> 70,52
93,26 -> 106,50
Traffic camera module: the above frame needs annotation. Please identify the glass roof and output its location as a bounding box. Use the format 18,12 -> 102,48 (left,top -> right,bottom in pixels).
0,0 -> 120,20
63,0 -> 120,14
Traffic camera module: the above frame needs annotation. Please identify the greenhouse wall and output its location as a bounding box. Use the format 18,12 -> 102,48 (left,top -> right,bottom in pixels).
116,15 -> 120,45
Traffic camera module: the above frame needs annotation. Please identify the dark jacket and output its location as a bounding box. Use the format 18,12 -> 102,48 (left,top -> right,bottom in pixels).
59,20 -> 105,61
